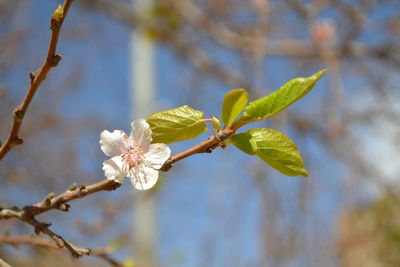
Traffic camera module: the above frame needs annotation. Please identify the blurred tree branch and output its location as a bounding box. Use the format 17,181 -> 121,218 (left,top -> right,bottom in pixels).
0,235 -> 122,266
0,257 -> 11,267
1,0 -> 399,265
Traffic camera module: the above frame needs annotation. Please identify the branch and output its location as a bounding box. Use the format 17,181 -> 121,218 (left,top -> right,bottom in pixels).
0,126 -> 235,258
161,127 -> 235,171
25,217 -> 90,258
0,0 -> 73,160
0,179 -> 120,259
0,180 -> 120,220
0,126 -> 234,220
0,257 -> 11,267
0,235 -> 122,266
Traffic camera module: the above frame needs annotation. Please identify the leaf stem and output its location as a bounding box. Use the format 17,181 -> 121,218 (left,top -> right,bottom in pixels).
201,118 -> 215,123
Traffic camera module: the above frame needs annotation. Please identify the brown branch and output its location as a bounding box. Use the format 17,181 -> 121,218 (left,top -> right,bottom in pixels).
0,125 -> 234,220
0,179 -> 120,258
0,126 -> 236,219
0,0 -> 73,160
0,126 -> 236,258
25,217 -> 90,258
0,235 -> 122,266
161,127 -> 235,171
0,180 -> 121,221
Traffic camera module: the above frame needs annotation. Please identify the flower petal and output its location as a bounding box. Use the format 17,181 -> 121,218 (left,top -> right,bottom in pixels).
102,156 -> 128,183
129,166 -> 159,190
145,143 -> 171,169
100,130 -> 128,157
130,119 -> 152,151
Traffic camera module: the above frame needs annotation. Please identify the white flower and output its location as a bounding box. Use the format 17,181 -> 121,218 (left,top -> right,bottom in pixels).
99,119 -> 171,190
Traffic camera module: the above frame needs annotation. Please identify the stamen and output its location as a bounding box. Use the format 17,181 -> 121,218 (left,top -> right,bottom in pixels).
121,145 -> 144,169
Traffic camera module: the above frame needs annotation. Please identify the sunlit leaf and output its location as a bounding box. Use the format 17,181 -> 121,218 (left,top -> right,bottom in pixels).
248,128 -> 308,177
221,88 -> 248,126
147,105 -> 207,143
233,70 -> 327,128
229,132 -> 257,155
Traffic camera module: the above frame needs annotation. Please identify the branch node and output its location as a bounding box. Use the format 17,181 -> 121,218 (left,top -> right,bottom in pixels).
69,183 -> 78,191
49,54 -> 62,66
111,182 -> 122,190
42,221 -> 52,228
160,158 -> 173,172
14,136 -> 24,145
43,192 -> 55,207
79,185 -> 88,195
13,109 -> 24,121
29,72 -> 36,83
34,226 -> 41,235
215,130 -> 232,142
57,203 -> 70,212
15,137 -> 24,145
205,147 -> 213,153
50,18 -> 62,30
53,235 -> 64,248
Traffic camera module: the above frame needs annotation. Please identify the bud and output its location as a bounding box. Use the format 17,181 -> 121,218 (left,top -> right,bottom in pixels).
54,5 -> 64,21
212,117 -> 221,131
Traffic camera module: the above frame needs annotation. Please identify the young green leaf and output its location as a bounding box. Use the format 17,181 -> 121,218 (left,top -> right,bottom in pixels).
212,117 -> 221,131
233,70 -> 327,128
147,105 -> 207,143
229,132 -> 257,155
248,128 -> 308,177
221,88 -> 248,126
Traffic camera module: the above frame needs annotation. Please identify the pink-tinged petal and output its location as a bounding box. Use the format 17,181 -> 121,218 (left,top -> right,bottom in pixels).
129,166 -> 159,190
102,156 -> 128,183
130,119 -> 152,151
100,130 -> 128,157
145,143 -> 171,169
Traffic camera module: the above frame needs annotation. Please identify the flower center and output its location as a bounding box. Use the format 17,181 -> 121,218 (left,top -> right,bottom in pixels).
122,145 -> 144,169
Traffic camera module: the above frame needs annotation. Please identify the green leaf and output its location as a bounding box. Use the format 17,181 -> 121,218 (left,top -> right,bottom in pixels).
229,132 -> 257,155
212,116 -> 221,131
147,105 -> 207,143
233,70 -> 327,128
248,128 -> 308,177
221,88 -> 248,126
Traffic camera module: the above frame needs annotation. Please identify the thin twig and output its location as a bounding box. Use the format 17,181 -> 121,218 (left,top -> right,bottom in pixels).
0,126 -> 235,258
0,180 -> 120,259
25,217 -> 90,258
0,235 -> 122,266
0,180 -> 121,221
0,126 -> 234,219
0,0 -> 74,160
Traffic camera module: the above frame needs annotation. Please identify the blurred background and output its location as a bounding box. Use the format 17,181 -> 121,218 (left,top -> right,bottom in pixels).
1,0 -> 400,266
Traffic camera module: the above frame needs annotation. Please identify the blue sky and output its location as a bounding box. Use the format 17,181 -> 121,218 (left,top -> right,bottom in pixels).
2,0 -> 399,266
